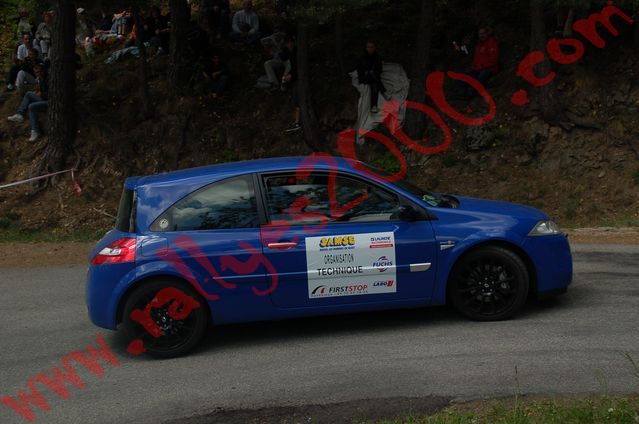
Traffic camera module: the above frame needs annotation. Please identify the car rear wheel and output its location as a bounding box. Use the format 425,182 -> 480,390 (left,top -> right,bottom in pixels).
448,246 -> 529,321
122,279 -> 209,358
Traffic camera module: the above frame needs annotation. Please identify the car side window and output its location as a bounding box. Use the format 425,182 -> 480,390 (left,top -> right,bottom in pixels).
151,175 -> 259,231
263,173 -> 400,225
334,176 -> 401,223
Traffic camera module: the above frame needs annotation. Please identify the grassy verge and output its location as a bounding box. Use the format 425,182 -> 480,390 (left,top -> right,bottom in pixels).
372,395 -> 639,424
0,228 -> 108,243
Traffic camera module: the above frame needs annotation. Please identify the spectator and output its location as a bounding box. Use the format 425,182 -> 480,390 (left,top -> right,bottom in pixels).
203,0 -> 230,40
15,49 -> 41,90
16,7 -> 34,39
230,0 -> 261,46
262,27 -> 289,90
98,10 -> 113,32
202,54 -> 230,95
456,26 -> 499,99
7,64 -> 49,142
356,40 -> 385,114
6,34 -> 40,91
35,12 -> 53,59
280,35 -> 301,133
149,6 -> 170,53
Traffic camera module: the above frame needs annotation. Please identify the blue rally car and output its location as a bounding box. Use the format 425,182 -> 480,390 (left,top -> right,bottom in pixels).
86,156 -> 572,358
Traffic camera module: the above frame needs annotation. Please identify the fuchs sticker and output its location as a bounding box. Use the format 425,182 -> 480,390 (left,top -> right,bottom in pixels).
306,232 -> 397,298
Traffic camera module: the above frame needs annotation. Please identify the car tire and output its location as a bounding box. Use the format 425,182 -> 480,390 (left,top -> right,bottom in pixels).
448,246 -> 529,321
122,279 -> 209,359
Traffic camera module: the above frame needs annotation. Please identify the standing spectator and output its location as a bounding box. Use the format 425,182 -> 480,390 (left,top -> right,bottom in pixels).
280,36 -> 301,133
202,0 -> 230,40
16,7 -> 34,39
15,49 -> 41,89
230,0 -> 261,46
456,26 -> 499,99
149,6 -> 170,53
262,26 -> 289,90
202,54 -> 230,95
356,40 -> 385,114
7,64 -> 49,142
6,34 -> 40,91
35,12 -> 53,59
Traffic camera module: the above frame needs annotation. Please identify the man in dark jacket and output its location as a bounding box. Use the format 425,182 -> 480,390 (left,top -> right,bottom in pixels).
356,40 -> 385,114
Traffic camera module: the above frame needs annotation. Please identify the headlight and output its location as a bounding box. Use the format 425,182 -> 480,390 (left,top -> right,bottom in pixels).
529,220 -> 562,236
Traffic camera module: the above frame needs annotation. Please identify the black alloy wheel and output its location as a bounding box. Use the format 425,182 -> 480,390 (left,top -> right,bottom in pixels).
122,279 -> 209,358
448,246 -> 529,321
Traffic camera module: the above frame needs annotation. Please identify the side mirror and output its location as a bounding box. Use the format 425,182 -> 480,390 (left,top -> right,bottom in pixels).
398,205 -> 419,221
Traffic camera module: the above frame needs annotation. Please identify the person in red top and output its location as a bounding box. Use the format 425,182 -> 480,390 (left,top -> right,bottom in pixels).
456,26 -> 499,99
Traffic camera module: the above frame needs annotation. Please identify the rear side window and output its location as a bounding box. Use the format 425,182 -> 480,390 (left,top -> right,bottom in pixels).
115,188 -> 136,232
151,175 -> 259,232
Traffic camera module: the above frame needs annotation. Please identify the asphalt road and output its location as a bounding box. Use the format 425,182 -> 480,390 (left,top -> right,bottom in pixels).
0,244 -> 638,424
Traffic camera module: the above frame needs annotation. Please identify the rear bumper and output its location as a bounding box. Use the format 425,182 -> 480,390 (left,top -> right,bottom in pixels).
85,263 -> 135,330
522,234 -> 573,295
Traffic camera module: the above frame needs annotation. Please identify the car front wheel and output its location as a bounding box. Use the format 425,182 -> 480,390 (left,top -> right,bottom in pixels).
448,246 -> 529,321
122,279 -> 209,358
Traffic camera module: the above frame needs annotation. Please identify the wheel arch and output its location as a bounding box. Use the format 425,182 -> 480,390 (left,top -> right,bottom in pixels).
444,240 -> 538,302
116,274 -> 213,326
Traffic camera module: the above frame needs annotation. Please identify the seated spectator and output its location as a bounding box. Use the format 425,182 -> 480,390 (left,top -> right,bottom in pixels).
35,12 -> 53,59
7,64 -> 49,142
263,29 -> 290,91
356,40 -> 386,114
6,34 -> 41,91
111,9 -> 132,36
203,0 -> 230,40
280,36 -> 301,133
456,26 -> 499,99
15,49 -> 41,90
230,0 -> 261,46
202,54 -> 230,95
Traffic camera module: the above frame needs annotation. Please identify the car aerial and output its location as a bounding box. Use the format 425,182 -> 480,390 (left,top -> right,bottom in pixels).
86,156 -> 572,358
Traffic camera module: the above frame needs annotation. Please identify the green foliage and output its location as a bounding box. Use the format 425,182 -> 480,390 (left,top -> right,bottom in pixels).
633,170 -> 639,185
370,150 -> 401,175
371,396 -> 639,424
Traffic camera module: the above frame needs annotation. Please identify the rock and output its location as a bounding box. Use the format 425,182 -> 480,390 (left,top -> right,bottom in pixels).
598,171 -> 606,178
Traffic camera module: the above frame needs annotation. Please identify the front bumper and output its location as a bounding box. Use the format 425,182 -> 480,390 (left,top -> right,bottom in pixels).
522,234 -> 573,295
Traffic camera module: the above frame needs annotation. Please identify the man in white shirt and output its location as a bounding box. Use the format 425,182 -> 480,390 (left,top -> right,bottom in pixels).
230,0 -> 261,45
7,34 -> 41,91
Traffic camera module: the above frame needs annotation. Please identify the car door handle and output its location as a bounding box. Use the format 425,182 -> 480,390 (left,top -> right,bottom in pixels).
267,242 -> 298,250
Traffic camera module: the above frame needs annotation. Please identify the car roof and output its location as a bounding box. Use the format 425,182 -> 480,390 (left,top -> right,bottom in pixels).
126,156 -> 361,188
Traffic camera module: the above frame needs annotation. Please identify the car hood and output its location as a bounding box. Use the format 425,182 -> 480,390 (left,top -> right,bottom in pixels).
452,195 -> 549,221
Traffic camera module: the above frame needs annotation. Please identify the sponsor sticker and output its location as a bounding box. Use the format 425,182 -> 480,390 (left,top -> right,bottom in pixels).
306,232 -> 397,298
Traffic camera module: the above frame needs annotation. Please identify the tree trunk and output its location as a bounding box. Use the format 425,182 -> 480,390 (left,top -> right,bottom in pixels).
334,13 -> 345,76
133,6 -> 153,120
530,0 -> 554,121
297,21 -> 324,151
168,0 -> 190,89
404,0 -> 435,139
562,8 -> 575,38
36,0 -> 76,176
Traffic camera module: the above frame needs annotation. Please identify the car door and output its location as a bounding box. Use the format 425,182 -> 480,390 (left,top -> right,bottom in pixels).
259,170 -> 438,309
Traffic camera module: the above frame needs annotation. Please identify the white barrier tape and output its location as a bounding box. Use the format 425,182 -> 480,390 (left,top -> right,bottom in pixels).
0,169 -> 76,190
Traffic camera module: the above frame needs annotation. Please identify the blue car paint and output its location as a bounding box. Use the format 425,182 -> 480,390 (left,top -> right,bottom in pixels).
86,156 -> 572,330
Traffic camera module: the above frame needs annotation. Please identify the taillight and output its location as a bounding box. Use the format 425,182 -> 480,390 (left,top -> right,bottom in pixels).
91,238 -> 137,265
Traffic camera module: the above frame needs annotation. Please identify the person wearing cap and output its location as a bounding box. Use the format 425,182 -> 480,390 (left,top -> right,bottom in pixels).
7,64 -> 49,142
